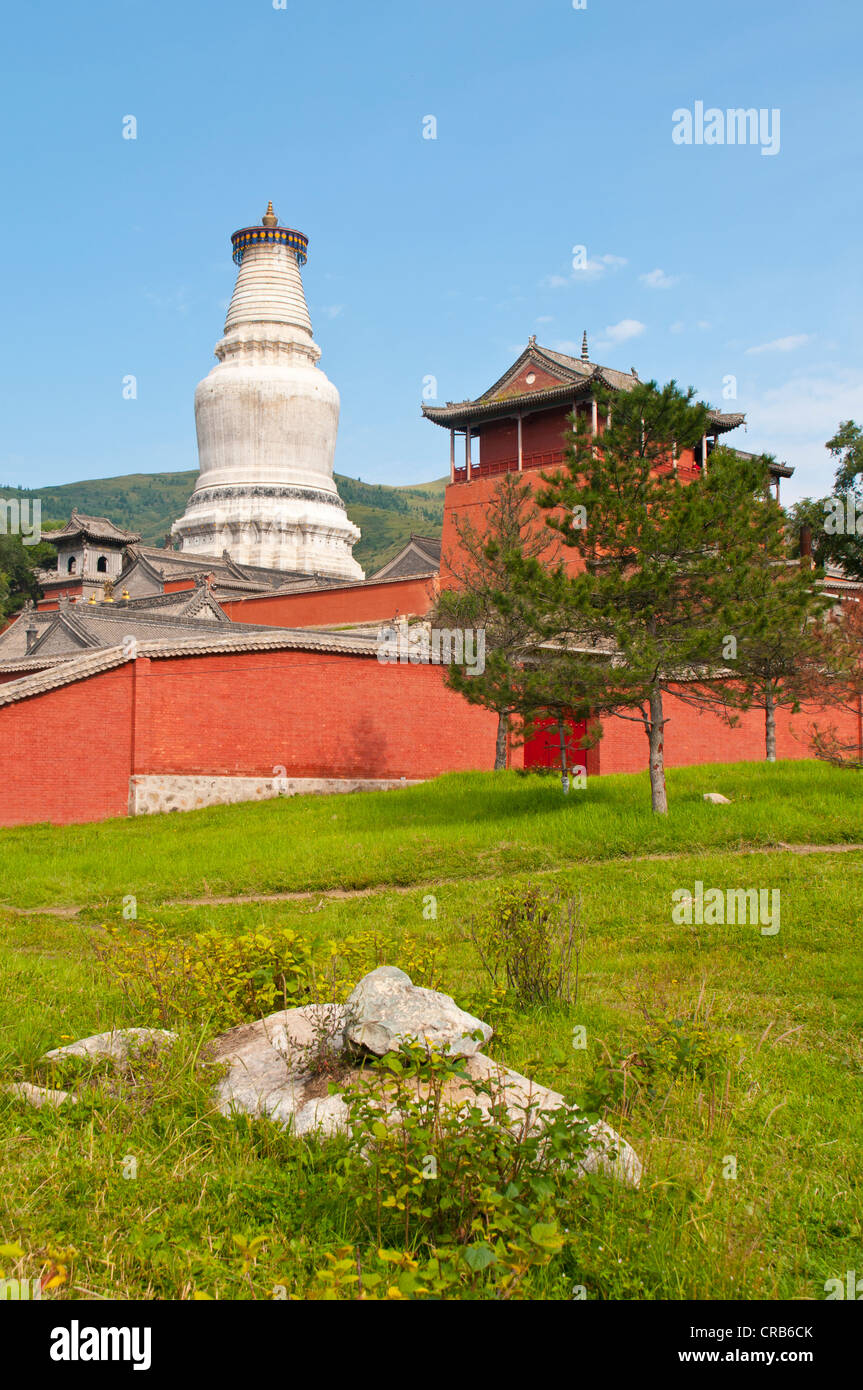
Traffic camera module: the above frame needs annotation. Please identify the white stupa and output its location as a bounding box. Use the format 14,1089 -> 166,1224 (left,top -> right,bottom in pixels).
172,203 -> 363,578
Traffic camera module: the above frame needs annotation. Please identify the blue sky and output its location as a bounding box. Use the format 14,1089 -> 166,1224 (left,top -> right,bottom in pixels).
1,0 -> 860,502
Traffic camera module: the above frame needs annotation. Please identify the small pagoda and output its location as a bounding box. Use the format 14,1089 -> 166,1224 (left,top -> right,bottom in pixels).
37,509 -> 141,606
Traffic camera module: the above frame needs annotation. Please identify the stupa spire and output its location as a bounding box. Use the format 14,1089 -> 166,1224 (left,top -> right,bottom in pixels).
170,205 -> 363,579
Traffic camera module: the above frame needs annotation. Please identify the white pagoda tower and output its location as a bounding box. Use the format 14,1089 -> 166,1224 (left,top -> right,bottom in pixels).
172,203 -> 363,578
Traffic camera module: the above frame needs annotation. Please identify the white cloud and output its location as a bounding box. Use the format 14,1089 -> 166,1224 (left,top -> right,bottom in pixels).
738,366 -> 863,502
640,268 -> 679,290
745,333 -> 810,355
540,253 -> 627,289
596,319 -> 646,349
669,320 -> 685,334
535,314 -> 554,324
319,304 -> 344,319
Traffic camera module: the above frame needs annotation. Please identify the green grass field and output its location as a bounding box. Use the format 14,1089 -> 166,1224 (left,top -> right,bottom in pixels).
0,761 -> 860,1300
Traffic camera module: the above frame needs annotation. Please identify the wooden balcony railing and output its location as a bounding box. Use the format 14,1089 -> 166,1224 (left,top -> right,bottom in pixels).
452,449 -> 567,483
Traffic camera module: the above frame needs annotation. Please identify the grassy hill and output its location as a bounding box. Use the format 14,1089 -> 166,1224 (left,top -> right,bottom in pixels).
9,470 -> 447,576
0,761 -> 860,1300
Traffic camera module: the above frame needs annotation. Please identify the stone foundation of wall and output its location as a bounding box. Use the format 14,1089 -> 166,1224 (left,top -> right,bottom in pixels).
128,774 -> 423,817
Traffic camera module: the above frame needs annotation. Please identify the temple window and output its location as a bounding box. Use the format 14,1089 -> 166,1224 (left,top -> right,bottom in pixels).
67,557 -> 77,574
97,556 -> 108,573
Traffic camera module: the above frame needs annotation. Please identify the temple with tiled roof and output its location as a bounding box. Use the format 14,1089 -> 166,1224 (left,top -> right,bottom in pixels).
8,247 -> 860,831
37,509 -> 142,605
423,333 -> 793,496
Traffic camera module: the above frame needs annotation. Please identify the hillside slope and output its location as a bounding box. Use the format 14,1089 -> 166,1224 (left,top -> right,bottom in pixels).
12,471 -> 446,576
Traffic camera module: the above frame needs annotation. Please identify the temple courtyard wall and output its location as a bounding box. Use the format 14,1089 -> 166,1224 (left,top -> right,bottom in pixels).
0,644 -> 858,827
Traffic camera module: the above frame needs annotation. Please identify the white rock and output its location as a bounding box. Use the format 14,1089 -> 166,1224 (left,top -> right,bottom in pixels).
702,792 -> 732,804
42,1028 -> 178,1064
203,989 -> 641,1187
209,1005 -> 346,1124
292,1093 -> 351,1138
461,1054 -> 642,1187
5,1081 -> 77,1109
345,966 -> 493,1058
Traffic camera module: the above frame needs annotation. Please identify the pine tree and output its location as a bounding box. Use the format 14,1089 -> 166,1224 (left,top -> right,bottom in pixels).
432,473 -> 561,769
691,505 -> 830,761
787,420 -> 863,578
505,380 -> 784,813
808,599 -> 863,768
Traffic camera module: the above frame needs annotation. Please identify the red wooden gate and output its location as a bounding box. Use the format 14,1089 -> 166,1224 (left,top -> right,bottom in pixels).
523,716 -> 588,770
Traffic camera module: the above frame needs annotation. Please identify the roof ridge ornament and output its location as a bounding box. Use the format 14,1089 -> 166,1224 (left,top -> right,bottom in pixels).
581,330 -> 589,364
262,200 -> 278,228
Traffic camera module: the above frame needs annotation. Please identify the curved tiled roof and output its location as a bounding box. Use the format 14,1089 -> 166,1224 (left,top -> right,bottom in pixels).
370,534 -> 442,581
422,342 -> 748,439
0,628 -> 381,709
43,510 -> 142,545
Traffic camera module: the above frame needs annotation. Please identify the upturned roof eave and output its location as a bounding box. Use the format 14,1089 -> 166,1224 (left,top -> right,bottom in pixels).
423,377 -> 600,427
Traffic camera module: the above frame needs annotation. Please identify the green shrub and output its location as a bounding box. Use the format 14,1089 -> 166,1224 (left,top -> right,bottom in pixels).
465,884 -> 583,1006
583,1010 -> 732,1118
319,1040 -> 590,1298
92,922 -> 442,1031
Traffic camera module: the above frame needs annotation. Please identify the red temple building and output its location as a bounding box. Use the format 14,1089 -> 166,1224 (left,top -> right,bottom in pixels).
423,334 -> 793,581
0,325 -> 856,828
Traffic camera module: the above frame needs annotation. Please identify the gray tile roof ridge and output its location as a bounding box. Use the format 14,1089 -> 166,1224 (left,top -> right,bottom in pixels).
0,628 -> 382,708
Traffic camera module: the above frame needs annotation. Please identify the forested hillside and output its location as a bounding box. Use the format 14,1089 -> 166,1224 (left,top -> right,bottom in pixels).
1,471 -> 446,579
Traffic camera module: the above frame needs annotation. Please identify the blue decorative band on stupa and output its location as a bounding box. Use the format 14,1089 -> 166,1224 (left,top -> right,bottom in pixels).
231,226 -> 308,267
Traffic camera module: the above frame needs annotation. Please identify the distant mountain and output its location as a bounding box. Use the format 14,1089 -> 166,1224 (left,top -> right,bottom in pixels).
7,471 -> 447,576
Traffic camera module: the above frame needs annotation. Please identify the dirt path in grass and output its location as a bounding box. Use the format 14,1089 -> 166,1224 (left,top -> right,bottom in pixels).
3,840 -> 862,918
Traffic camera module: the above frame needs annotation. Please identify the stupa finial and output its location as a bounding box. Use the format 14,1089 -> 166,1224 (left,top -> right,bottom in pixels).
262,200 -> 278,228
581,330 -> 589,363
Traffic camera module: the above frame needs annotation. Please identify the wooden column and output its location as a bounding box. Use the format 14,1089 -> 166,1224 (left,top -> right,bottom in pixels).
466,426 -> 472,480
517,415 -> 523,471
591,398 -> 598,435
449,429 -> 455,484
701,434 -> 708,473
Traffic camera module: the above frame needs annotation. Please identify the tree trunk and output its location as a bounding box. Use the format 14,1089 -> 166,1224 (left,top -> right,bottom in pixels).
765,690 -> 776,762
494,709 -> 509,770
647,688 -> 668,814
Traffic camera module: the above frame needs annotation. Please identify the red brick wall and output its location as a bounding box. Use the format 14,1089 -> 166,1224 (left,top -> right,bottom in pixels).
132,648 -> 499,780
0,666 -> 134,826
0,645 -> 857,828
596,687 -> 860,774
440,473 -> 581,584
220,576 -> 436,628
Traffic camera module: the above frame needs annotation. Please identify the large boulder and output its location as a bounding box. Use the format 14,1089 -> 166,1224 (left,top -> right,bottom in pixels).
209,1004 -> 347,1130
5,1081 -> 77,1109
344,966 -> 492,1058
42,1028 -> 177,1064
204,972 -> 641,1187
28,972 -> 641,1188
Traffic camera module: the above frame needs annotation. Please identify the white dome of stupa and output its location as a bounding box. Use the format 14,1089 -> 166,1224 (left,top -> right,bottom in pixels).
172,204 -> 363,579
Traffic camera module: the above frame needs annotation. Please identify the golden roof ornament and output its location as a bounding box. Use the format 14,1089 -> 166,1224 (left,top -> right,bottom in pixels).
262,200 -> 278,228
